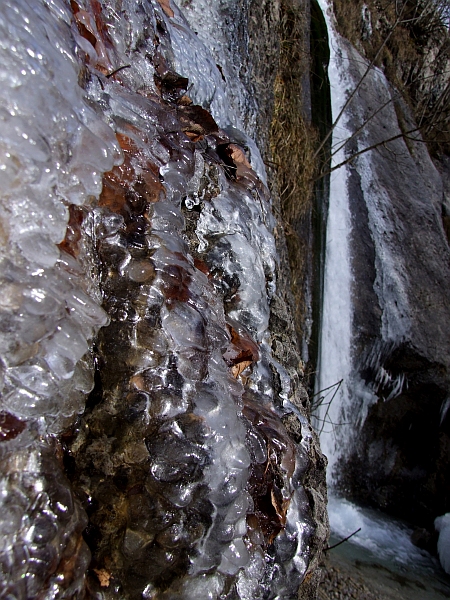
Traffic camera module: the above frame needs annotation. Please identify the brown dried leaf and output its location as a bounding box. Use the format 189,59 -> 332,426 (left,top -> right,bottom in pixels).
194,258 -> 209,275
156,0 -> 174,18
100,133 -> 164,213
185,131 -> 204,143
91,0 -> 113,45
177,105 -> 219,136
178,95 -> 193,106
99,178 -> 127,213
94,568 -> 111,588
223,323 -> 259,366
141,169 -> 165,203
228,144 -> 252,169
160,261 -> 192,302
270,486 -> 290,527
116,132 -> 137,153
231,360 -> 252,379
72,5 -> 113,72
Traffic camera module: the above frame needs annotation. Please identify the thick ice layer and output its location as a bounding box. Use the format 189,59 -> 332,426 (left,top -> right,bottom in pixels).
0,0 -> 119,595
0,0 -> 316,597
169,2 -> 268,185
0,0 -> 115,431
0,441 -> 90,598
172,0 -> 253,126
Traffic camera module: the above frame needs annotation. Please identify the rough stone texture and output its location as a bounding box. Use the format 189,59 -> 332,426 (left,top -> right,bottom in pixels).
249,1 -> 330,592
333,38 -> 450,525
319,560 -> 383,600
180,2 -> 329,596
318,547 -> 450,600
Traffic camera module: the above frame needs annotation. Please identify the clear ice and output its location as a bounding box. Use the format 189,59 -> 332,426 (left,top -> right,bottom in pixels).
0,0 -> 317,597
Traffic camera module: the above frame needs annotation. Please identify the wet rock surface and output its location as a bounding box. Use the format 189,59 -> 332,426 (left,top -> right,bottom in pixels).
324,35 -> 450,525
0,0 -> 327,598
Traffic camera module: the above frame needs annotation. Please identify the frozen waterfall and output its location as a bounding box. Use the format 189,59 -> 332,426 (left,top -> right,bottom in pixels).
0,0 -> 325,598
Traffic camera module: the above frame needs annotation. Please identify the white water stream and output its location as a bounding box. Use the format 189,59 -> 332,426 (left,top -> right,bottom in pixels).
314,0 -> 354,486
313,0 -> 419,564
315,2 -> 450,586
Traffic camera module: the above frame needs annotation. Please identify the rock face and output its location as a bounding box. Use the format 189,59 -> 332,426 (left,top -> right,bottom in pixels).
0,0 -> 326,598
317,17 -> 450,525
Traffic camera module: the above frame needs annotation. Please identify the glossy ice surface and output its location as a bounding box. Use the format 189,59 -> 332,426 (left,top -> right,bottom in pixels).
0,0 -> 315,597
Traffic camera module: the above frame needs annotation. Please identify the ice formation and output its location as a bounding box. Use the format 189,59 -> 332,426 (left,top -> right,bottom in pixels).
435,514 -> 450,575
0,0 -> 317,597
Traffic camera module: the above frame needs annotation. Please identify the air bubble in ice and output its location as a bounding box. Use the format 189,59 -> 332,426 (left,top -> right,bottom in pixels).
223,492 -> 248,524
22,288 -> 62,317
223,539 -> 250,569
220,440 -> 251,470
185,195 -> 200,211
127,260 -> 155,282
9,364 -> 57,398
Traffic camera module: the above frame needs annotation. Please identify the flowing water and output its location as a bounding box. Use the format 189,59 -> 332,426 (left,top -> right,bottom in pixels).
327,497 -> 450,600
315,0 -> 450,592
314,0 -> 354,483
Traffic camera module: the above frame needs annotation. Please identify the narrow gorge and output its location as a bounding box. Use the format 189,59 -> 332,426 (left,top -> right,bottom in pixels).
316,0 -> 450,528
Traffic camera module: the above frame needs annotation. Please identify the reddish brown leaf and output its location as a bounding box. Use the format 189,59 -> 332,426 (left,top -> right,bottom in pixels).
160,263 -> 192,302
223,322 -> 259,367
194,258 -> 209,275
177,105 -> 219,136
0,412 -> 25,442
156,0 -> 174,17
140,169 -> 164,203
100,133 -> 164,214
178,95 -> 193,106
90,0 -> 113,46
99,178 -> 127,214
231,360 -> 252,379
270,484 -> 290,527
184,131 -> 204,143
58,205 -> 84,257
